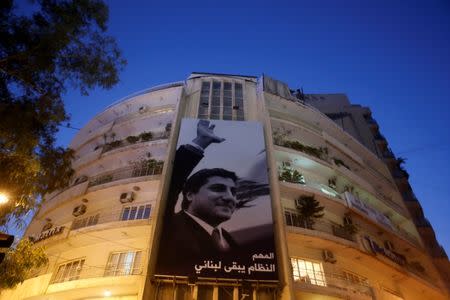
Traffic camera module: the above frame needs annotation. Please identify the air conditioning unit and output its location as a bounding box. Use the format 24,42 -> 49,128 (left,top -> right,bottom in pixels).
72,204 -> 87,217
120,192 -> 135,203
384,240 -> 395,251
323,250 -> 337,263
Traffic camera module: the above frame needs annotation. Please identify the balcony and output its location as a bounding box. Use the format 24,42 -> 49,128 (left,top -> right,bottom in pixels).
87,161 -> 163,188
70,204 -> 151,232
365,117 -> 378,128
101,130 -> 170,154
373,133 -> 387,144
293,270 -> 374,300
285,210 -> 356,243
382,149 -> 394,159
415,217 -> 432,228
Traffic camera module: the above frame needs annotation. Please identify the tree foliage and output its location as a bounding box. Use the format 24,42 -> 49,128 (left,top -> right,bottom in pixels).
0,0 -> 126,226
0,239 -> 48,289
296,195 -> 325,229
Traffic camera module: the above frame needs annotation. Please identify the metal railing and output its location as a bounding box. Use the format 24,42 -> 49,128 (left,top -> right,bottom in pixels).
284,210 -> 356,243
102,131 -> 170,154
70,204 -> 151,231
294,270 -> 374,299
50,263 -> 144,284
88,162 -> 163,187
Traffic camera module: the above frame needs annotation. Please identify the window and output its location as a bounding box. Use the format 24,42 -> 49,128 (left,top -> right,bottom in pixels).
71,214 -> 100,230
291,258 -> 326,286
285,210 -> 305,228
121,204 -> 151,221
52,259 -> 85,283
104,251 -> 142,276
197,81 -> 245,120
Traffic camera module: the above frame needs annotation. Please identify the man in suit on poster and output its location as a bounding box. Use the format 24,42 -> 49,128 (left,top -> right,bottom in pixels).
157,119 -> 241,275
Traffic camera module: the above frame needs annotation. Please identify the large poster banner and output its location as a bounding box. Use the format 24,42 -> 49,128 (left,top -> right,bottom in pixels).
155,118 -> 277,280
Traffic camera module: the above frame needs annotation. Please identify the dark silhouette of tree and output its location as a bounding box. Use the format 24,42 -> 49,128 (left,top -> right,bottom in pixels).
296,195 -> 325,229
0,0 -> 126,226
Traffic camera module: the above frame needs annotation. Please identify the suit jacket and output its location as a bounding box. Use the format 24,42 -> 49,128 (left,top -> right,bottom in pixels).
157,144 -> 238,275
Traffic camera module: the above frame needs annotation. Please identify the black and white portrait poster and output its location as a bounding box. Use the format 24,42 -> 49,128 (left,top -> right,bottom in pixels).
155,118 -> 277,280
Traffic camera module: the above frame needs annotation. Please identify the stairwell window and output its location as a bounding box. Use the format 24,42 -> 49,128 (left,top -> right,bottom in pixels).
291,257 -> 326,286
104,251 -> 142,276
198,81 -> 245,120
52,258 -> 85,283
121,204 -> 151,221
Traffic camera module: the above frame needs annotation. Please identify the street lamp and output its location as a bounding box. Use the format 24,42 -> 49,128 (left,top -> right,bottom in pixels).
0,193 -> 8,205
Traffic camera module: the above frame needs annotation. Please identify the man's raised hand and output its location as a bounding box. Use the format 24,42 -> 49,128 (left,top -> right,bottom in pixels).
193,120 -> 225,149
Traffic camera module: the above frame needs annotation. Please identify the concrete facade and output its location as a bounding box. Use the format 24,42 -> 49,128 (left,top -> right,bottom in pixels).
1,73 -> 448,300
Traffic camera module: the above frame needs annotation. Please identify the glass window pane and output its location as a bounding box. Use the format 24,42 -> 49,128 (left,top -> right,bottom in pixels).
211,81 -> 221,120
133,251 -> 142,275
129,207 -> 137,220
122,207 -> 130,221
143,205 -> 151,219
136,205 -> 144,219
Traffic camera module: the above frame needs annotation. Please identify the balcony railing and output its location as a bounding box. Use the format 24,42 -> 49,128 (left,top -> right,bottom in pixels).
373,133 -> 386,141
88,162 -> 163,187
294,270 -> 374,299
285,210 -> 356,243
382,149 -> 394,158
50,263 -> 144,284
70,204 -> 151,231
102,131 -> 170,154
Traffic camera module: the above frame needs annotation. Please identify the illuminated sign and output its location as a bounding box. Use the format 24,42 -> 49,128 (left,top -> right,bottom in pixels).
344,192 -> 394,231
155,118 -> 277,280
31,226 -> 65,243
364,236 -> 406,266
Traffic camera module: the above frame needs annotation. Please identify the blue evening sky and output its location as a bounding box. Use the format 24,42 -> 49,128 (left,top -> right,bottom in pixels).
21,1 -> 450,252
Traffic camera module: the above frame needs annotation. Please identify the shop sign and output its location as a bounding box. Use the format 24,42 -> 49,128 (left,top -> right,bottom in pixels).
344,192 -> 394,231
364,236 -> 406,266
32,226 -> 65,243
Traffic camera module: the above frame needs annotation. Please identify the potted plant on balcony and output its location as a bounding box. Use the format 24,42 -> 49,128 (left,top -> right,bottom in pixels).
295,195 -> 324,229
328,177 -> 337,190
342,214 -> 358,235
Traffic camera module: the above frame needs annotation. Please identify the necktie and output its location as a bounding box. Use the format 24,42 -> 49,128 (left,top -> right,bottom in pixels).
211,228 -> 230,252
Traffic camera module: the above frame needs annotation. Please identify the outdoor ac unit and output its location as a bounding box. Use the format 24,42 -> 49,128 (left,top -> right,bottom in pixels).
119,192 -> 135,203
323,250 -> 337,263
384,240 -> 395,251
72,204 -> 87,217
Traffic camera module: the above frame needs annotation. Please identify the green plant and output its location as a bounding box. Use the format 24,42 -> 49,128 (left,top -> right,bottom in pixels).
278,166 -> 305,184
295,195 -> 324,229
272,127 -> 292,145
333,157 -> 350,170
328,177 -> 337,189
282,140 -> 327,160
139,131 -> 153,141
126,135 -> 140,144
0,239 -> 48,289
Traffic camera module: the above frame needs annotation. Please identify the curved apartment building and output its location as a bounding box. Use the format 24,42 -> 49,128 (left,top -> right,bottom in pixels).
1,72 -> 448,300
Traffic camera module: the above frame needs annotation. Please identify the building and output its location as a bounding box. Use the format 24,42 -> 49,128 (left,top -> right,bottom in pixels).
1,72 -> 448,300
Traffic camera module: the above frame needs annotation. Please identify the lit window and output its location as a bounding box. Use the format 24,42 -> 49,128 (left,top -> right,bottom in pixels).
197,81 -> 245,120
104,251 -> 142,276
121,204 -> 151,221
291,257 -> 326,286
52,259 -> 85,283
